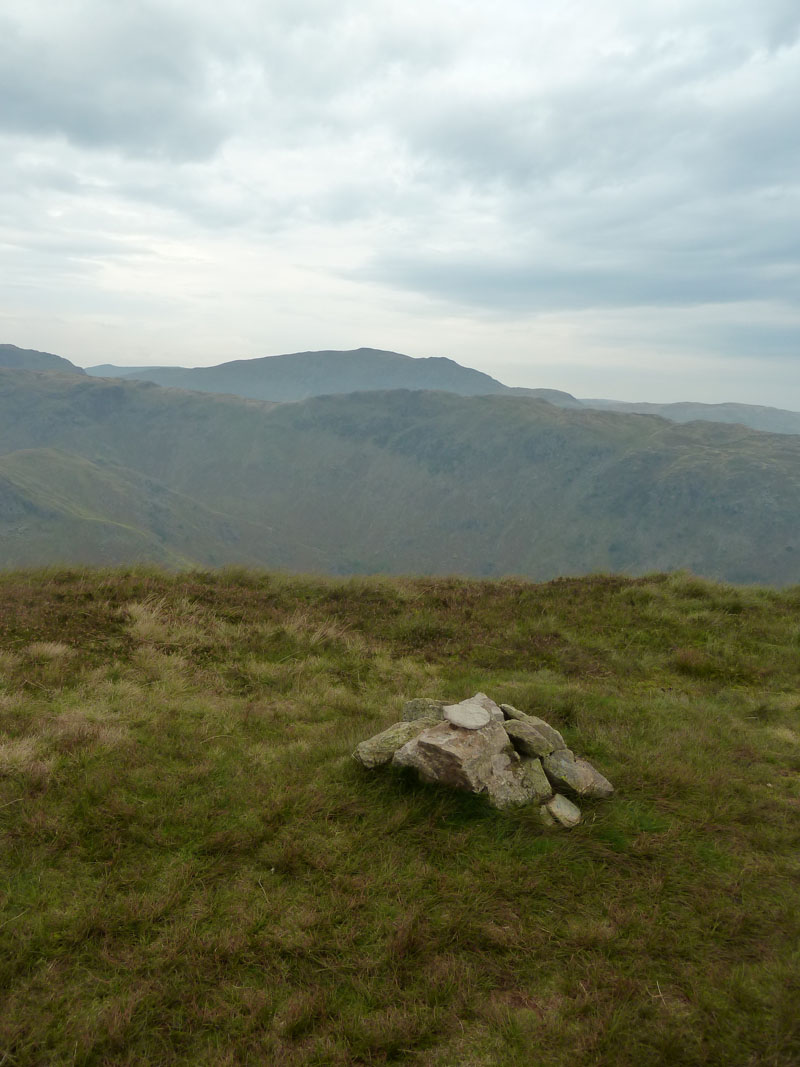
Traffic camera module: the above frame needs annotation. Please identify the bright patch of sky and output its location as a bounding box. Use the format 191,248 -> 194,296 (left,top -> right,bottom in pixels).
1,0 -> 798,405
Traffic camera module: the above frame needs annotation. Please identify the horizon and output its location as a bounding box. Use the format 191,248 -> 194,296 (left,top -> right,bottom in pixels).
4,339 -> 799,412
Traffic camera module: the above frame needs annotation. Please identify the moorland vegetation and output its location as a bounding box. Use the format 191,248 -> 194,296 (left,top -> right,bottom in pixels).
1,566 -> 799,1064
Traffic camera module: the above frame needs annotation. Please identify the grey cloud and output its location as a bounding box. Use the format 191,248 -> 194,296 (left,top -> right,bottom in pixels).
765,0 -> 800,49
696,321 -> 800,361
0,4 -> 232,160
364,248 -> 799,314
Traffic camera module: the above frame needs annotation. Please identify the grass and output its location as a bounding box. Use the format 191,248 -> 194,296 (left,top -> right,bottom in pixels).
0,566 -> 799,1065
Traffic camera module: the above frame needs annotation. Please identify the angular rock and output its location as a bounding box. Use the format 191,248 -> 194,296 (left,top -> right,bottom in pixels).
483,751 -> 528,809
501,706 -> 567,751
527,715 -> 568,751
546,793 -> 582,828
353,717 -> 441,769
542,749 -> 614,799
503,719 -> 557,758
484,751 -> 552,810
401,698 -> 445,722
516,756 -> 553,802
469,692 -> 506,722
393,719 -> 512,792
443,701 -> 491,730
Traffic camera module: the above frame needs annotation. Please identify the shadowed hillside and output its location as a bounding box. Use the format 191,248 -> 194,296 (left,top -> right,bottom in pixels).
1,369 -> 799,583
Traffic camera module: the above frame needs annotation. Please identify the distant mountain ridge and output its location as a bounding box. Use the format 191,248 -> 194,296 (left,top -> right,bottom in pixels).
5,341 -> 800,435
576,398 -> 800,436
84,345 -> 800,435
0,366 -> 798,584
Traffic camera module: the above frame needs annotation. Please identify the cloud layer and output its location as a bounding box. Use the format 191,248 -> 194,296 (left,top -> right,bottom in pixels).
1,0 -> 798,404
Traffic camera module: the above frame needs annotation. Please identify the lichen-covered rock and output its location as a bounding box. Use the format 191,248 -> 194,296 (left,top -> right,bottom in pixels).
503,719 -> 558,758
353,717 -> 441,769
482,751 -> 527,809
443,701 -> 491,730
542,749 -> 614,798
517,757 -> 553,801
401,698 -> 445,722
546,793 -> 582,828
393,719 -> 512,792
483,752 -> 556,809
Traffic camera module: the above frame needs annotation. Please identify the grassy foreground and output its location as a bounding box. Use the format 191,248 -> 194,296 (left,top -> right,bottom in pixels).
0,567 -> 799,1066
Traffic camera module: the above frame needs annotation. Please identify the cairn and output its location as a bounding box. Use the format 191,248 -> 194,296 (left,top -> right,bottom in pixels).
353,693 -> 613,828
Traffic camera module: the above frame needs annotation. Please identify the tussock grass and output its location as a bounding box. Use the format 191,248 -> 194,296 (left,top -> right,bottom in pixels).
0,567 -> 799,1064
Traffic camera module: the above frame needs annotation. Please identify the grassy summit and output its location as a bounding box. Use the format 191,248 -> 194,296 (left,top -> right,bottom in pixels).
1,568 -> 799,1064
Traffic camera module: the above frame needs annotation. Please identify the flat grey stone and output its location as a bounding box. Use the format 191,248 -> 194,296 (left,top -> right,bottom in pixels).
401,698 -> 445,722
542,749 -> 614,798
443,701 -> 491,730
353,717 -> 441,769
546,793 -> 582,828
503,719 -> 557,758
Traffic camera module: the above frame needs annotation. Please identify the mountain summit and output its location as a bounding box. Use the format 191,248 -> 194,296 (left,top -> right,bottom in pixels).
85,347 -> 508,401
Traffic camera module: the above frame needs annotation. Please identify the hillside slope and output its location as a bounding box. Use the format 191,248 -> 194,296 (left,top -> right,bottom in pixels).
0,448 -> 283,569
1,369 -> 799,583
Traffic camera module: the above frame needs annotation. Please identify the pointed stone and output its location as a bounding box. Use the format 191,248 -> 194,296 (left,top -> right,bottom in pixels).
542,749 -> 614,798
401,698 -> 445,722
503,719 -> 557,758
525,715 -> 567,751
546,793 -> 582,828
501,706 -> 567,749
500,703 -> 529,722
353,717 -> 441,769
469,692 -> 506,722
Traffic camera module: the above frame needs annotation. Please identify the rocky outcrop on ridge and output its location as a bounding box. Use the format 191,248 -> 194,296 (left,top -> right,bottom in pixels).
353,692 -> 613,828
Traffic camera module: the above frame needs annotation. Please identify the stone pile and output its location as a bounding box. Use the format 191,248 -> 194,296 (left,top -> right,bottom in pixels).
353,692 -> 613,828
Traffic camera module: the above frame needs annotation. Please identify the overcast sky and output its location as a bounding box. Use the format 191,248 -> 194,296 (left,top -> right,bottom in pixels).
2,0 -> 799,405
